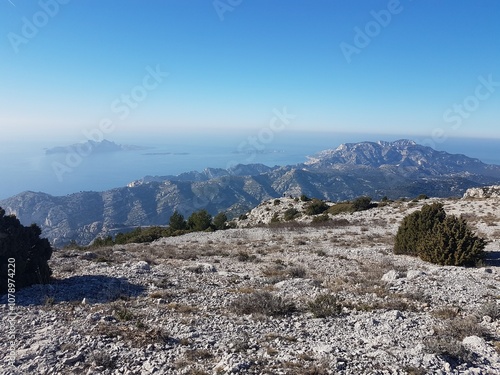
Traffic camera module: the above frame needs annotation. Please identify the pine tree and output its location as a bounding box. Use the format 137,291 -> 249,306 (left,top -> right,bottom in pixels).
187,210 -> 212,231
169,210 -> 186,231
213,212 -> 228,230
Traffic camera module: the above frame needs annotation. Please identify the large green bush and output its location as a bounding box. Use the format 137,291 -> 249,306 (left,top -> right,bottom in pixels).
394,203 -> 446,256
0,208 -> 52,293
418,216 -> 487,266
394,203 -> 486,266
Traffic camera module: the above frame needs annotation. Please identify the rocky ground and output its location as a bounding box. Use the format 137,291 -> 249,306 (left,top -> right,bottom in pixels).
1,196 -> 500,374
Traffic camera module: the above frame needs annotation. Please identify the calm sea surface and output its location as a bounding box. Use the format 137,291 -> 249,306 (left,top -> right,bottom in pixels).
1,133 -> 499,200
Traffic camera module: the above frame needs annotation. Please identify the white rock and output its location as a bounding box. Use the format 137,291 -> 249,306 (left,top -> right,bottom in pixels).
183,263 -> 217,273
463,336 -> 496,358
313,344 -> 334,354
406,270 -> 425,280
133,261 -> 151,272
382,270 -> 402,282
463,185 -> 500,199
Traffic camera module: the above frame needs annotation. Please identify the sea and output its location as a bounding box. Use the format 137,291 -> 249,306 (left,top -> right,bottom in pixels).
1,132 -> 499,200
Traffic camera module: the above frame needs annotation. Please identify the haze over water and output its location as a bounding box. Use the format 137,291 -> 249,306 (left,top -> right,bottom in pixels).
1,133 -> 499,200
1,2 -> 499,200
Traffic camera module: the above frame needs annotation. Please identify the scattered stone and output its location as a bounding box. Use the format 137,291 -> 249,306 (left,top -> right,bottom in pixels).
463,185 -> 500,198
63,352 -> 84,366
406,270 -> 425,280
80,252 -> 98,260
2,199 -> 500,375
381,270 -> 403,282
133,261 -> 151,272
183,263 -> 216,273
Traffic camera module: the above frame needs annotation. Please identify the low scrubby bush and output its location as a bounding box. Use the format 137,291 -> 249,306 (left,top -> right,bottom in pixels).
311,213 -> 330,224
300,194 -> 311,202
327,202 -> 353,216
352,196 -> 375,211
284,208 -> 300,221
305,199 -> 329,215
230,291 -> 296,316
308,294 -> 342,318
425,316 -> 485,365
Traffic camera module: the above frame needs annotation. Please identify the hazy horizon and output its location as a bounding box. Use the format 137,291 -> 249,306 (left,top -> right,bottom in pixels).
1,133 -> 500,200
1,1 -> 499,198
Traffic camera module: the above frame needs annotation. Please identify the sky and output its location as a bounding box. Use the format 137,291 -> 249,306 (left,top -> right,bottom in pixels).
1,0 -> 499,146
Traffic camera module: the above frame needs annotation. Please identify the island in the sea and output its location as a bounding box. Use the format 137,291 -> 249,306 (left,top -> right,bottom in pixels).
45,139 -> 150,155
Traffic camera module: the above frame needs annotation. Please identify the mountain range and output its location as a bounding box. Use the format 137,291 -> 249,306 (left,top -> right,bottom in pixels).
2,139 -> 500,247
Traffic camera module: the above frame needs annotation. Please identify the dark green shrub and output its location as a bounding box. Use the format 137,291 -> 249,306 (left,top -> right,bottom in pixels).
270,213 -> 280,223
305,199 -> 329,215
93,235 -> 116,247
352,196 -> 374,211
273,199 -> 281,206
226,221 -> 237,229
169,211 -> 186,231
418,216 -> 486,266
212,212 -> 228,230
284,208 -> 300,221
394,203 -> 486,266
311,213 -> 331,224
327,202 -> 353,216
239,213 -> 248,220
187,209 -> 212,231
114,226 -> 169,245
300,194 -> 311,202
394,203 -> 446,256
0,208 -> 52,293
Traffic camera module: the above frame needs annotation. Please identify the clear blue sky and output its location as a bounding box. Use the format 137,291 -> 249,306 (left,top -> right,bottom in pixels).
1,0 -> 499,145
